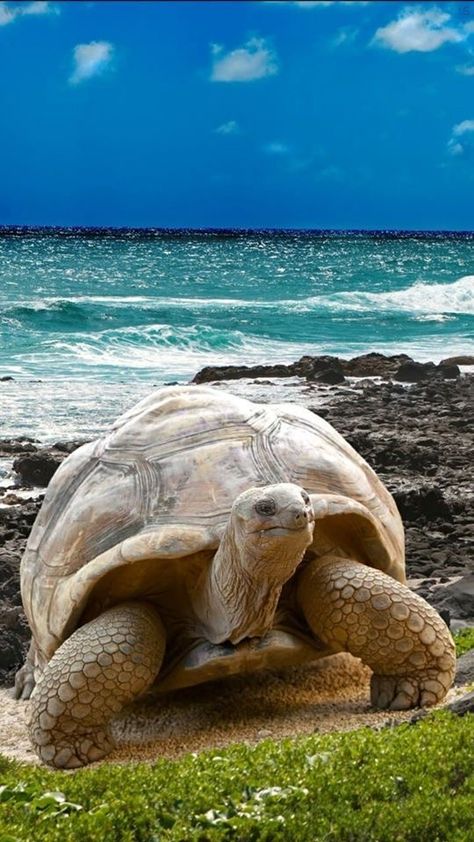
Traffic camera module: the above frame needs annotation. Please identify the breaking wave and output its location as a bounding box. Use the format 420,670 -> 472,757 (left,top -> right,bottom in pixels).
2,276 -> 473,332
305,276 -> 474,316
13,324 -> 317,375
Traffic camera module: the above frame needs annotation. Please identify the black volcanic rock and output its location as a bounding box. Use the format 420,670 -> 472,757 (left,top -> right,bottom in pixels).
192,356 -> 347,385
296,355 -> 346,384
359,439 -> 439,475
13,452 -> 62,487
394,361 -> 437,382
0,439 -> 38,457
392,486 -> 453,523
0,499 -> 42,684
192,352 -> 447,385
445,692 -> 474,717
437,363 -> 461,379
294,355 -> 338,375
314,367 -> 346,385
441,576 -> 474,620
52,439 -> 89,454
440,355 -> 474,366
455,650 -> 474,686
394,361 -> 460,382
0,605 -> 28,672
343,353 -> 413,378
192,363 -> 293,383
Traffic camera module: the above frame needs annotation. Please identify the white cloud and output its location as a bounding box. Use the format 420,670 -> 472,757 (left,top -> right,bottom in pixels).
456,63 -> 474,76
373,7 -> 467,54
456,48 -> 474,75
70,41 -> 114,85
210,37 -> 278,82
0,1 -> 57,25
22,1 -> 55,14
332,26 -> 359,47
264,142 -> 290,154
216,120 -> 240,135
448,119 -> 474,156
0,2 -> 15,25
453,119 -> 474,135
448,141 -> 464,156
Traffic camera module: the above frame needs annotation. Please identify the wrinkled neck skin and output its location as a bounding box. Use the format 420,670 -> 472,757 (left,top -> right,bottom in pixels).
192,514 -> 312,645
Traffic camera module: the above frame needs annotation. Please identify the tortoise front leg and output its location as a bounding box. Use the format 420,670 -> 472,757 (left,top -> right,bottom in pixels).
29,601 -> 166,769
297,556 -> 455,710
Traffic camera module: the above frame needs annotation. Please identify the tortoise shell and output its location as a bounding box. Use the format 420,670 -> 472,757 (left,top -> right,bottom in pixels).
21,385 -> 404,670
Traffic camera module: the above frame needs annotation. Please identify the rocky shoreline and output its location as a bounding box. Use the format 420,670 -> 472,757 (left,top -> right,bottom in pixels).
1,353 -> 473,688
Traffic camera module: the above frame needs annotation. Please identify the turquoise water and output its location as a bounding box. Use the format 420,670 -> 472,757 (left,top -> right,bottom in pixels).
0,229 -> 473,439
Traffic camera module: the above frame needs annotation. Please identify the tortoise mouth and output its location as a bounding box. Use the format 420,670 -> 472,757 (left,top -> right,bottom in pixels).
250,524 -> 313,537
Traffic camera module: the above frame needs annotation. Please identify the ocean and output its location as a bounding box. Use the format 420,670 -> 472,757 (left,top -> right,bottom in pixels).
0,228 -> 473,442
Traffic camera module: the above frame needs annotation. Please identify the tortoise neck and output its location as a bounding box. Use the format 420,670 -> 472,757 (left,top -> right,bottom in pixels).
192,519 -> 304,645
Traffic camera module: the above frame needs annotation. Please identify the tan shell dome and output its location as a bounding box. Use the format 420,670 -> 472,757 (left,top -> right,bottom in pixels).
20,385 -> 404,666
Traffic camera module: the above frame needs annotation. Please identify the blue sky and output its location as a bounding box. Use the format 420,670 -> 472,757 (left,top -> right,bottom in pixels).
1,0 -> 474,229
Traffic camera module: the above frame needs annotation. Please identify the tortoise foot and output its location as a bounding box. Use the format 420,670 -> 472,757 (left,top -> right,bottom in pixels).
14,661 -> 36,701
370,668 -> 454,711
28,601 -> 166,768
32,729 -> 115,769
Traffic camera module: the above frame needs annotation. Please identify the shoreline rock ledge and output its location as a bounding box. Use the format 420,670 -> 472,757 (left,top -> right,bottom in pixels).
192,353 -> 462,385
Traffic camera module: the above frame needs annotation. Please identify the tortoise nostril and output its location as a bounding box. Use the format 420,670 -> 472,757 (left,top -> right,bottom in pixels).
292,508 -> 307,522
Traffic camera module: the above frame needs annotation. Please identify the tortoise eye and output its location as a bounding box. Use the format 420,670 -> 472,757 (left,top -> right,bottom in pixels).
255,498 -> 277,516
301,491 -> 310,505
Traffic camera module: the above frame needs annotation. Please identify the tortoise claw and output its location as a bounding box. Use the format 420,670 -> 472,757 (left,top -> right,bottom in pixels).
14,662 -> 36,701
370,669 -> 452,711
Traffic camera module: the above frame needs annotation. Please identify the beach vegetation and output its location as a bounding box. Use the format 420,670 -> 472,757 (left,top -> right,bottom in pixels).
0,714 -> 472,840
0,630 -> 472,841
453,626 -> 474,658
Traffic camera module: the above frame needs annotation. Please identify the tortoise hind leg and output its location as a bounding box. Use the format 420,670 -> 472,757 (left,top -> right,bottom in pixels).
297,556 -> 455,710
29,601 -> 165,768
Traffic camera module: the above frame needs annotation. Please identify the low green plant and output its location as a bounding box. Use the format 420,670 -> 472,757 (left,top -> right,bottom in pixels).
0,713 -> 473,841
453,626 -> 474,657
0,783 -> 82,820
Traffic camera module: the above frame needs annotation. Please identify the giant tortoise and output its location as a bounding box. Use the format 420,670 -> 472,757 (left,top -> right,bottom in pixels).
16,385 -> 455,768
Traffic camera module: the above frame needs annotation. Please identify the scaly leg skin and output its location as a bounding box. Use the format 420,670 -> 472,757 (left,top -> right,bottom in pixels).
297,556 -> 456,710
14,639 -> 37,700
29,601 -> 166,769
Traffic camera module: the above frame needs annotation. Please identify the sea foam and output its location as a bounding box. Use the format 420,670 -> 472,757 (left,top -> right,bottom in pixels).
305,276 -> 474,315
4,276 -> 473,322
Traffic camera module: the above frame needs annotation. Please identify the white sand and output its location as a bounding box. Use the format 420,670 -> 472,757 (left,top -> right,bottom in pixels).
0,654 -> 466,768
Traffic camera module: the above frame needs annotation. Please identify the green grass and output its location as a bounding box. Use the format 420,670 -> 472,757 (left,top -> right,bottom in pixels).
0,714 -> 473,841
0,630 -> 472,842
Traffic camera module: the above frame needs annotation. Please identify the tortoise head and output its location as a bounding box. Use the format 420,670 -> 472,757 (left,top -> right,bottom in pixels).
193,482 -> 315,645
230,482 -> 315,583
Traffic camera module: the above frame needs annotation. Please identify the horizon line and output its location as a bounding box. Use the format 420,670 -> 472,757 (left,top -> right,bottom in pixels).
1,225 -> 474,236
